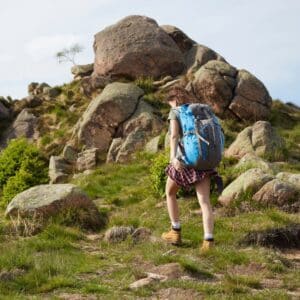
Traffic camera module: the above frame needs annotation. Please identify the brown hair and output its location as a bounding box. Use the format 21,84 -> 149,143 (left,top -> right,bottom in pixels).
165,85 -> 197,105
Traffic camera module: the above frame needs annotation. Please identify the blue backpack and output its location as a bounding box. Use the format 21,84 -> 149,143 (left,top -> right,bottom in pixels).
175,103 -> 225,170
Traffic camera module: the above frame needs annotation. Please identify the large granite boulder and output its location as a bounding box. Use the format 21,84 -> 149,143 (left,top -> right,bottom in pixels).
5,184 -> 101,224
190,60 -> 237,115
92,15 -> 185,81
71,82 -> 144,151
160,25 -> 196,53
229,70 -> 272,120
189,60 -> 272,121
225,121 -> 285,160
218,168 -> 273,206
184,44 -> 225,74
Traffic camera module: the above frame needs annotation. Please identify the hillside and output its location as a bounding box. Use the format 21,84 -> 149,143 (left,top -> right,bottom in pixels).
0,15 -> 299,299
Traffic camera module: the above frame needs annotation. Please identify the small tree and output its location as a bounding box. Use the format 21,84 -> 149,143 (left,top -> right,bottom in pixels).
55,43 -> 84,65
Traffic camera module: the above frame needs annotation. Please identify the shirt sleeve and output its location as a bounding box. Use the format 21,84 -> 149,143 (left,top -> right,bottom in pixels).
167,108 -> 179,121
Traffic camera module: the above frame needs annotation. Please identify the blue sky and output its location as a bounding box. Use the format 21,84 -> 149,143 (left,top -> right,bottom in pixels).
0,0 -> 299,105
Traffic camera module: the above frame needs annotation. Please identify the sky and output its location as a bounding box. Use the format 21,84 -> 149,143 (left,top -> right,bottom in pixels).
0,0 -> 299,105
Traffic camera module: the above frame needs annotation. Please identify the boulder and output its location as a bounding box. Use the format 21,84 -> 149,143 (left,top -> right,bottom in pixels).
108,99 -> 163,162
28,82 -> 39,95
189,61 -> 272,121
0,101 -> 10,120
43,86 -> 61,99
218,168 -> 273,206
106,138 -> 123,163
0,109 -> 38,148
71,82 -> 144,151
160,25 -> 196,53
62,144 -> 78,163
253,179 -> 299,208
276,172 -> 300,190
115,128 -> 146,163
184,44 -> 225,74
132,227 -> 152,242
76,148 -> 100,172
234,153 -> 274,173
5,184 -> 100,222
191,60 -> 237,115
225,121 -> 285,160
71,63 -> 94,79
49,156 -> 73,184
23,95 -> 42,108
145,135 -> 161,153
92,15 -> 185,81
104,226 -> 135,243
229,70 -> 272,121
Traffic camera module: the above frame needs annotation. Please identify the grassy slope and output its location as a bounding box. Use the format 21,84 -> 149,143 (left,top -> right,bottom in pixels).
0,152 -> 299,299
0,90 -> 299,299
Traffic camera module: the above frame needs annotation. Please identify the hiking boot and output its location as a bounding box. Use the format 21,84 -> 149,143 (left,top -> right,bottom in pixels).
161,228 -> 182,245
200,240 -> 214,253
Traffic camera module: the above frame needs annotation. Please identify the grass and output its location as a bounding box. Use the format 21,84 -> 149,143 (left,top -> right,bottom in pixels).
0,154 -> 299,298
0,100 -> 299,298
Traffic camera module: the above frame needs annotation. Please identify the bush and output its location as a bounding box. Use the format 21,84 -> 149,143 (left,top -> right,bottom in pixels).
134,76 -> 154,94
0,138 -> 49,205
149,150 -> 169,196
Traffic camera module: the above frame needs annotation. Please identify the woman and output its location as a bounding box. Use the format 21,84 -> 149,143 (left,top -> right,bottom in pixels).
161,85 -> 223,253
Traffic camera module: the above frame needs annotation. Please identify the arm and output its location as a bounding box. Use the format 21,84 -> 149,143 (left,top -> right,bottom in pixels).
169,119 -> 183,170
169,119 -> 180,161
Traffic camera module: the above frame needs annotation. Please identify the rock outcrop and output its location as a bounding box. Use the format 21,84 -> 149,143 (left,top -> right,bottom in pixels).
71,82 -> 144,151
92,15 -> 185,82
188,61 -> 272,120
71,82 -> 163,163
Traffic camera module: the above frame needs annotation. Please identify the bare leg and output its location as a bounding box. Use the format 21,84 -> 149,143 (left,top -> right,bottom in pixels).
165,176 -> 180,222
195,175 -> 214,236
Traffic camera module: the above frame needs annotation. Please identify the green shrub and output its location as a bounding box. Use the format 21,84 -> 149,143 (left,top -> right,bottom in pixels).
0,138 -> 49,205
149,149 -> 169,196
134,76 -> 154,94
0,138 -> 29,187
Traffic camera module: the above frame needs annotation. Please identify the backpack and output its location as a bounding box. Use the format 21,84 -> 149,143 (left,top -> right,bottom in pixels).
174,103 -> 225,170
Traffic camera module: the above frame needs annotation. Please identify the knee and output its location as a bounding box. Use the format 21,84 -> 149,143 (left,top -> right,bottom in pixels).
165,188 -> 176,198
197,195 -> 210,205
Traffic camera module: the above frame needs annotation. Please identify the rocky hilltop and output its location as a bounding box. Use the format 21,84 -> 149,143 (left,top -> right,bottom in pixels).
0,15 -> 299,299
0,15 -> 276,182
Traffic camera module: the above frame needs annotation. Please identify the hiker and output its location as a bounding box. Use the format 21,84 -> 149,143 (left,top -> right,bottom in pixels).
161,85 -> 224,253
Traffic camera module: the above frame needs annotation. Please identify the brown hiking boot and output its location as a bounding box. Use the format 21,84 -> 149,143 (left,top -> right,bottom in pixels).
161,228 -> 182,245
200,240 -> 214,253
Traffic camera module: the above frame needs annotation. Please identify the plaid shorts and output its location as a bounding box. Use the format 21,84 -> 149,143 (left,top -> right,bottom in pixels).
165,163 -> 223,194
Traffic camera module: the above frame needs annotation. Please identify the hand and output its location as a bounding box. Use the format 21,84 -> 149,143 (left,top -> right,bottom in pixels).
171,158 -> 183,171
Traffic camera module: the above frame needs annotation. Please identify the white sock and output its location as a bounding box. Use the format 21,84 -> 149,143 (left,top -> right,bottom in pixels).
171,221 -> 181,229
204,233 -> 214,240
